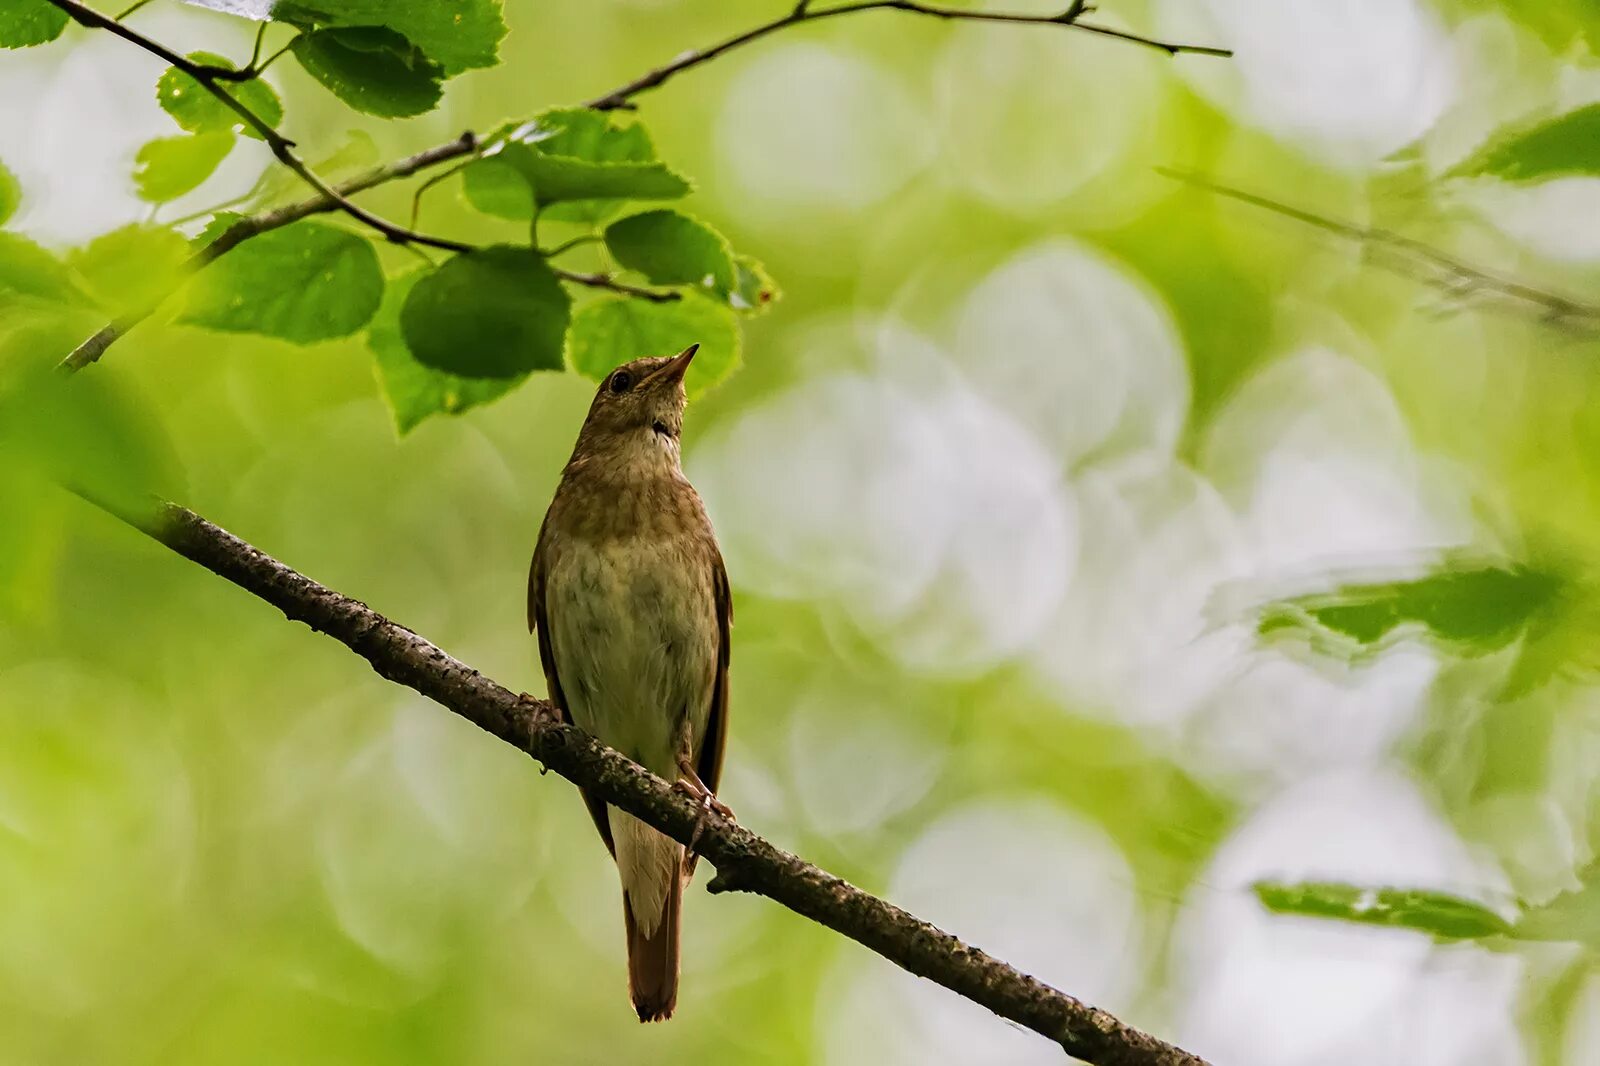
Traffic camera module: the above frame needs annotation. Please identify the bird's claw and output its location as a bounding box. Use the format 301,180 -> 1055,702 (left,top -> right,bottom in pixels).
518,693 -> 561,774
673,766 -> 735,877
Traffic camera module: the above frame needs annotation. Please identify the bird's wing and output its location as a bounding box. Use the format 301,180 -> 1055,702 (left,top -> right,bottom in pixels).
696,546 -> 733,796
529,525 -> 616,857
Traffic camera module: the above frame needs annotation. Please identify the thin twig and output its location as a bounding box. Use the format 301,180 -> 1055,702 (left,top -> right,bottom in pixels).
47,0 -> 470,253
554,268 -> 680,302
543,234 -> 602,258
409,159 -> 478,232
72,489 -> 1211,1066
1160,168 -> 1600,336
585,0 -> 1228,110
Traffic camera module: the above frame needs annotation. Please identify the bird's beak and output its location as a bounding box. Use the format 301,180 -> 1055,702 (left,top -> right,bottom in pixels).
650,343 -> 698,387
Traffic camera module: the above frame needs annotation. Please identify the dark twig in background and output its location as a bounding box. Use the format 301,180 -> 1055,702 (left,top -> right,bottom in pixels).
1161,168 -> 1600,337
67,491 -> 1211,1066
54,0 -> 1228,369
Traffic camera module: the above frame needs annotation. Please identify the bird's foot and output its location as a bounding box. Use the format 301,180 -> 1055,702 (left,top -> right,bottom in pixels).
517,693 -> 562,774
673,761 -> 735,878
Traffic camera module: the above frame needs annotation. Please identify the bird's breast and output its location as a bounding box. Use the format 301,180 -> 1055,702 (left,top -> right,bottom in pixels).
544,532 -> 717,776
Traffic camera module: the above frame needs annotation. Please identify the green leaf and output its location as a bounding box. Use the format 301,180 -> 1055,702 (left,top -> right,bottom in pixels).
67,225 -> 193,313
0,0 -> 68,48
248,128 -> 382,206
290,26 -> 443,118
267,0 -> 506,76
192,211 -> 247,251
134,132 -> 235,203
156,52 -> 283,141
1253,881 -> 1512,940
1253,561 -> 1563,661
400,247 -> 570,379
567,293 -> 740,399
370,267 -> 522,435
731,255 -> 780,315
513,149 -> 691,208
518,109 -> 662,224
0,233 -> 90,305
462,112 -> 690,221
1455,104 -> 1600,183
1456,0 -> 1600,56
180,221 -> 383,343
1511,862 -> 1600,949
0,158 -> 20,226
459,158 -> 534,220
605,210 -> 737,299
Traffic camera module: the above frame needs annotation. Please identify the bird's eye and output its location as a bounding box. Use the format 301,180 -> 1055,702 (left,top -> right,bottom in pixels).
608,370 -> 633,394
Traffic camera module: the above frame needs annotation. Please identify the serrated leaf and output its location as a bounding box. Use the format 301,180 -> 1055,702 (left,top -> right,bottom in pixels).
605,210 -> 737,299
505,145 -> 690,208
1254,881 -> 1511,940
1511,862 -> 1600,949
157,52 -> 283,141
180,221 -> 383,343
0,158 -> 20,226
265,0 -> 505,75
0,0 -> 69,48
463,111 -> 688,221
567,293 -> 739,399
731,254 -> 780,314
1455,104 -> 1600,184
134,132 -> 235,203
515,109 -> 659,222
192,211 -> 247,251
370,267 -> 522,435
0,233 -> 91,305
67,225 -> 192,313
400,247 -> 569,379
291,26 -> 443,118
1253,561 -> 1563,661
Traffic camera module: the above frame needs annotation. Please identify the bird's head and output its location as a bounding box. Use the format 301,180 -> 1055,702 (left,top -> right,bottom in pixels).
573,344 -> 698,464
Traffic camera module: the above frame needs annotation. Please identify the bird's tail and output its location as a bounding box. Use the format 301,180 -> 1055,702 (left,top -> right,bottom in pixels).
612,810 -> 684,1022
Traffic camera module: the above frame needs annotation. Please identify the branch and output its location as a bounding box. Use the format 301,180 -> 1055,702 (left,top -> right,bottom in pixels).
586,1 -> 1229,110
47,0 -> 471,255
1160,168 -> 1600,337
70,491 -> 1207,1066
552,268 -> 681,303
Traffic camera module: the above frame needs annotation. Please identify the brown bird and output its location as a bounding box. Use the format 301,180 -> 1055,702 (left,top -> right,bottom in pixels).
528,344 -> 732,1022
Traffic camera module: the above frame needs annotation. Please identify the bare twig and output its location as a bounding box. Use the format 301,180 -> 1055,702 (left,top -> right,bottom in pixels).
586,1 -> 1229,111
554,267 -> 680,302
1160,168 -> 1600,336
48,0 -> 470,253
72,489 -> 1210,1066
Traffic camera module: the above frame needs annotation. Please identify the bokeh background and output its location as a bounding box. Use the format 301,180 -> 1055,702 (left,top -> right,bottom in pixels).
5,1 -> 1600,1063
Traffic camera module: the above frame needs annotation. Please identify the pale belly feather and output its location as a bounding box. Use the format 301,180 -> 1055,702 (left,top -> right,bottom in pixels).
544,533 -> 717,780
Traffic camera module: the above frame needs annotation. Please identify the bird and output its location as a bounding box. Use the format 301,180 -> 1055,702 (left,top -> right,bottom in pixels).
527,344 -> 732,1023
